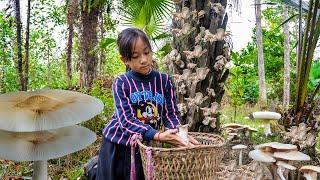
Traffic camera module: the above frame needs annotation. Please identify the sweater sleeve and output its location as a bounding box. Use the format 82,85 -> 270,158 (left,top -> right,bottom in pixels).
162,74 -> 181,129
112,77 -> 157,141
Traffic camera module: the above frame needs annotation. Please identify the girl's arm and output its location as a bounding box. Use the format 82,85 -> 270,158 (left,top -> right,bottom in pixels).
162,74 -> 181,129
113,77 -> 157,141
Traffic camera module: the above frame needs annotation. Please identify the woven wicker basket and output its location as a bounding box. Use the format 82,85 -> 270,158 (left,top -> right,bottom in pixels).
137,132 -> 226,180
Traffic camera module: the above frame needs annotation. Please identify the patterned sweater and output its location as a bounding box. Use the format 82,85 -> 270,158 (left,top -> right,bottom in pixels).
103,70 -> 181,146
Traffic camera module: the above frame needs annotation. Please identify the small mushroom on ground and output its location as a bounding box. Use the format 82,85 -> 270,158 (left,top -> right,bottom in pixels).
0,89 -> 104,132
252,111 -> 281,136
232,144 -> 247,166
300,165 -> 320,180
0,125 -> 96,180
276,161 -> 296,180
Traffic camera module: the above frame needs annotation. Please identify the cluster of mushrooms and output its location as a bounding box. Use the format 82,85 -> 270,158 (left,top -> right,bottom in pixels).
0,89 -> 103,179
249,142 -> 320,180
164,1 -> 231,131
222,123 -> 257,141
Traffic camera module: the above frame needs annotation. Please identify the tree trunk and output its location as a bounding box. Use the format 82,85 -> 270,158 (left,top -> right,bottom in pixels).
255,0 -> 267,107
99,11 -> 106,75
14,0 -> 24,91
80,3 -> 100,88
66,0 -> 78,88
23,0 -> 31,91
283,5 -> 290,110
47,45 -> 51,88
167,0 -> 230,132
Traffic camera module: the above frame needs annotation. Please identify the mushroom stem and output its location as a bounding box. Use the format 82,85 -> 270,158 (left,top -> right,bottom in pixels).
239,150 -> 243,166
276,166 -> 286,180
264,123 -> 272,136
33,160 -> 47,180
304,172 -> 317,180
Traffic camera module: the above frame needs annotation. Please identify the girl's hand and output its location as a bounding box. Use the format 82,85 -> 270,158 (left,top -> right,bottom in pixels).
154,129 -> 189,147
188,135 -> 201,146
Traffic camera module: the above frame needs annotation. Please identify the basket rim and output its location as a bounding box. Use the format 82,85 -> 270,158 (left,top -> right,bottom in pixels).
137,132 -> 225,152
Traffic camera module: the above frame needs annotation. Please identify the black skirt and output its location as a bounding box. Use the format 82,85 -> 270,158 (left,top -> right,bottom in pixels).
96,136 -> 145,180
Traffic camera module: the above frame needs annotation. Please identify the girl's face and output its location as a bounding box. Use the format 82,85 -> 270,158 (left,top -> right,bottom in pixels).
122,37 -> 153,75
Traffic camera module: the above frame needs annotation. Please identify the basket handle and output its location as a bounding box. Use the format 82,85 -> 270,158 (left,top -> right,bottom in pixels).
130,134 -> 142,180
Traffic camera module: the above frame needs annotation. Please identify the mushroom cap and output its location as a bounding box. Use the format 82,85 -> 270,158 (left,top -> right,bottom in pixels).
0,89 -> 104,132
276,161 -> 296,170
0,125 -> 96,161
252,111 -> 281,120
232,144 -> 247,150
222,123 -> 247,129
300,166 -> 320,173
273,151 -> 311,161
249,149 -> 276,162
255,142 -> 297,151
248,127 -> 258,132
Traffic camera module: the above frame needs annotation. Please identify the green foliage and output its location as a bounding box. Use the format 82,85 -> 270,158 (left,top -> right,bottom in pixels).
120,0 -> 174,39
230,7 -> 297,104
0,13 -> 19,93
308,60 -> 320,93
65,168 -> 85,180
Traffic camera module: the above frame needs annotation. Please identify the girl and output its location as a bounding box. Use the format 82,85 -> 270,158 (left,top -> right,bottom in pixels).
96,28 -> 199,180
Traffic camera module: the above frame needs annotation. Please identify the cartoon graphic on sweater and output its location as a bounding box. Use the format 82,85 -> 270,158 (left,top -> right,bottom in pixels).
137,102 -> 159,125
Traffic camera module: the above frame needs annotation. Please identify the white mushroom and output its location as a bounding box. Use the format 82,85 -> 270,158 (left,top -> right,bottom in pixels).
183,45 -> 207,60
177,103 -> 187,116
172,23 -> 195,37
181,69 -> 192,80
255,142 -> 297,151
207,88 -> 216,97
300,166 -> 320,180
0,125 -> 96,180
172,7 -> 190,21
195,67 -> 210,80
0,89 -> 104,132
187,63 -> 197,69
273,151 -> 311,161
249,149 -> 276,163
232,144 -> 247,166
177,124 -> 189,144
252,111 -> 281,136
276,161 -> 296,180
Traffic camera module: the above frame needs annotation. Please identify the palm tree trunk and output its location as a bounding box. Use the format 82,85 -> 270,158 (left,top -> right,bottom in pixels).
23,0 -> 31,91
169,0 -> 230,132
283,5 -> 290,110
255,0 -> 267,107
66,0 -> 78,88
14,0 -> 24,91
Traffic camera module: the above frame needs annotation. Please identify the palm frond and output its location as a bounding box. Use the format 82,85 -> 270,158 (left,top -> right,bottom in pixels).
120,0 -> 174,38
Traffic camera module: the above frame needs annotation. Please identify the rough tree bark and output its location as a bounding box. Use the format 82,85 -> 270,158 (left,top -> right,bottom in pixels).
23,0 -> 31,91
98,11 -> 106,75
14,0 -> 24,91
166,0 -> 231,132
66,0 -> 78,88
255,0 -> 267,107
79,2 -> 101,87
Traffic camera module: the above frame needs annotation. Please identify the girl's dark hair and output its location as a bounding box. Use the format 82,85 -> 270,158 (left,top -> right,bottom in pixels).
117,28 -> 152,61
